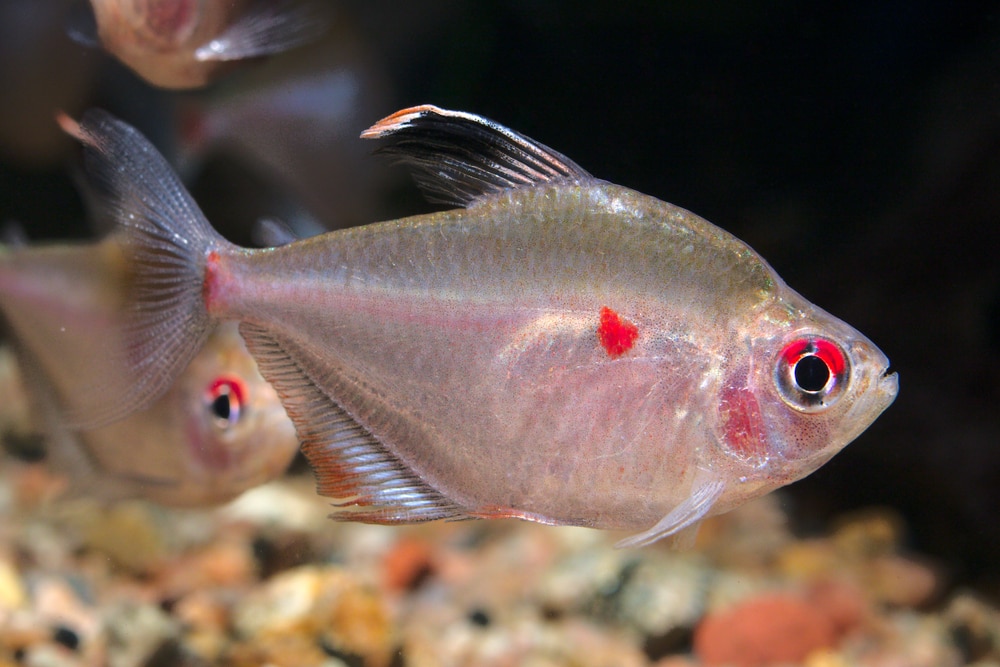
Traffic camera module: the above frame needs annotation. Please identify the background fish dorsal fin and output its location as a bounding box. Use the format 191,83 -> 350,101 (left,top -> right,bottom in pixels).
361,104 -> 593,207
238,323 -> 469,524
193,0 -> 332,62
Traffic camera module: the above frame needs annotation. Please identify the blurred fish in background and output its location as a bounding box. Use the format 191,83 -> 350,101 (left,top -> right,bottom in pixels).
67,0 -> 333,89
0,235 -> 300,507
0,0 -> 397,508
174,14 -> 396,231
0,344 -> 35,460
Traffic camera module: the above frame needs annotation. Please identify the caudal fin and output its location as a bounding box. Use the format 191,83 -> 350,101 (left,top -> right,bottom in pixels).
57,110 -> 227,428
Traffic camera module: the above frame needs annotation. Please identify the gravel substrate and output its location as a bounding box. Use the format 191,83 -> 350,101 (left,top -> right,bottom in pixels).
1,457 -> 997,667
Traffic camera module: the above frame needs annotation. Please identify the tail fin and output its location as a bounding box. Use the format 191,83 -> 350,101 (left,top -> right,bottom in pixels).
57,110 -> 227,428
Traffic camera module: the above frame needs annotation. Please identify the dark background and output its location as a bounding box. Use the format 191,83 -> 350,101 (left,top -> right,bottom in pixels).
3,1 -> 999,592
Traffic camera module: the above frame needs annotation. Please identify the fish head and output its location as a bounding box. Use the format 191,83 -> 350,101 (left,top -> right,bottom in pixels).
168,322 -> 299,503
712,291 -> 898,500
90,0 -> 202,50
86,0 -> 232,88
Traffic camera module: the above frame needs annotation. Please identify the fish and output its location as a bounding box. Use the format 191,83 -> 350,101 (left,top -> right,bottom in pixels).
69,0 -> 331,89
57,105 -> 898,546
0,237 -> 299,507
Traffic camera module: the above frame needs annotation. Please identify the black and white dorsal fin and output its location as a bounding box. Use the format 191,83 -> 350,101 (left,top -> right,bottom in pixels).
238,323 -> 469,524
361,104 -> 593,207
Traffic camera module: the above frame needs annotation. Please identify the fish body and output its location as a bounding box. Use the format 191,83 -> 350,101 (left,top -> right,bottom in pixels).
78,0 -> 329,88
61,106 -> 897,545
0,238 -> 299,506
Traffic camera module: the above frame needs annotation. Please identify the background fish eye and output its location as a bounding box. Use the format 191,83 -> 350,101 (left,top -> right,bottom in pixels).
206,376 -> 245,428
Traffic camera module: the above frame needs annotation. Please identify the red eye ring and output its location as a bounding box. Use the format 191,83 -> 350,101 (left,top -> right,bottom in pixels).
780,338 -> 846,378
775,336 -> 850,412
206,376 -> 246,427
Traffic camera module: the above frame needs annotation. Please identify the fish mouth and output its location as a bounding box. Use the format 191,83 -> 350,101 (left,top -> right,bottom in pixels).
875,361 -> 899,407
842,341 -> 898,422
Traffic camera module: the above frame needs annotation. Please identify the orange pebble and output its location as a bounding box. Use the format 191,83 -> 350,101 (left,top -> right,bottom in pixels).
381,538 -> 435,592
694,593 -> 836,667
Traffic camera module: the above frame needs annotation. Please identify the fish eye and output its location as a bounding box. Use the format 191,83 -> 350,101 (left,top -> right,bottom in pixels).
206,376 -> 246,428
775,337 -> 849,413
794,354 -> 830,392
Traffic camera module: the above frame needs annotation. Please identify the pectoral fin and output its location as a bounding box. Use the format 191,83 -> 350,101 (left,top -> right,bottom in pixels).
615,471 -> 725,549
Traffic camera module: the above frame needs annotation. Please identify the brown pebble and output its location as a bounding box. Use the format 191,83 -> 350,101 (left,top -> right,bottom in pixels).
157,539 -> 256,598
694,592 -> 836,667
864,554 -> 940,608
173,590 -> 230,633
806,579 -> 870,637
777,539 -> 842,580
233,565 -> 395,667
831,508 -> 905,560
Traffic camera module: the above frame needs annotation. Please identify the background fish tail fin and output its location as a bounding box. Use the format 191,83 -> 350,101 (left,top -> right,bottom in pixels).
58,109 -> 227,428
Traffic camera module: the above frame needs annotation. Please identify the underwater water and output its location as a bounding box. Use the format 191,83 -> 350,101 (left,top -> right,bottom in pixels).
2,2 -> 999,665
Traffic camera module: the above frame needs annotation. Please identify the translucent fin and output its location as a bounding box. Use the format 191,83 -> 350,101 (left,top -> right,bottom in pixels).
8,341 -> 131,502
57,109 -> 225,428
251,217 -> 298,248
0,344 -> 40,460
662,523 -> 702,550
239,323 -> 469,524
0,221 -> 28,247
194,0 -> 331,62
614,471 -> 725,549
64,0 -> 100,48
360,104 -> 593,207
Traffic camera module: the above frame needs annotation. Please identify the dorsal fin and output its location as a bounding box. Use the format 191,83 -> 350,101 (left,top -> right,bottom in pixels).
238,323 -> 469,524
360,104 -> 593,207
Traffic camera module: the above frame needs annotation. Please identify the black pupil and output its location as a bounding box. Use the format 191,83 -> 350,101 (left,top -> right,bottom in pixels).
794,354 -> 830,392
212,392 -> 232,421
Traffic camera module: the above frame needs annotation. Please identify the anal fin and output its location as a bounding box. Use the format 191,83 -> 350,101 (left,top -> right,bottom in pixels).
238,323 -> 468,524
